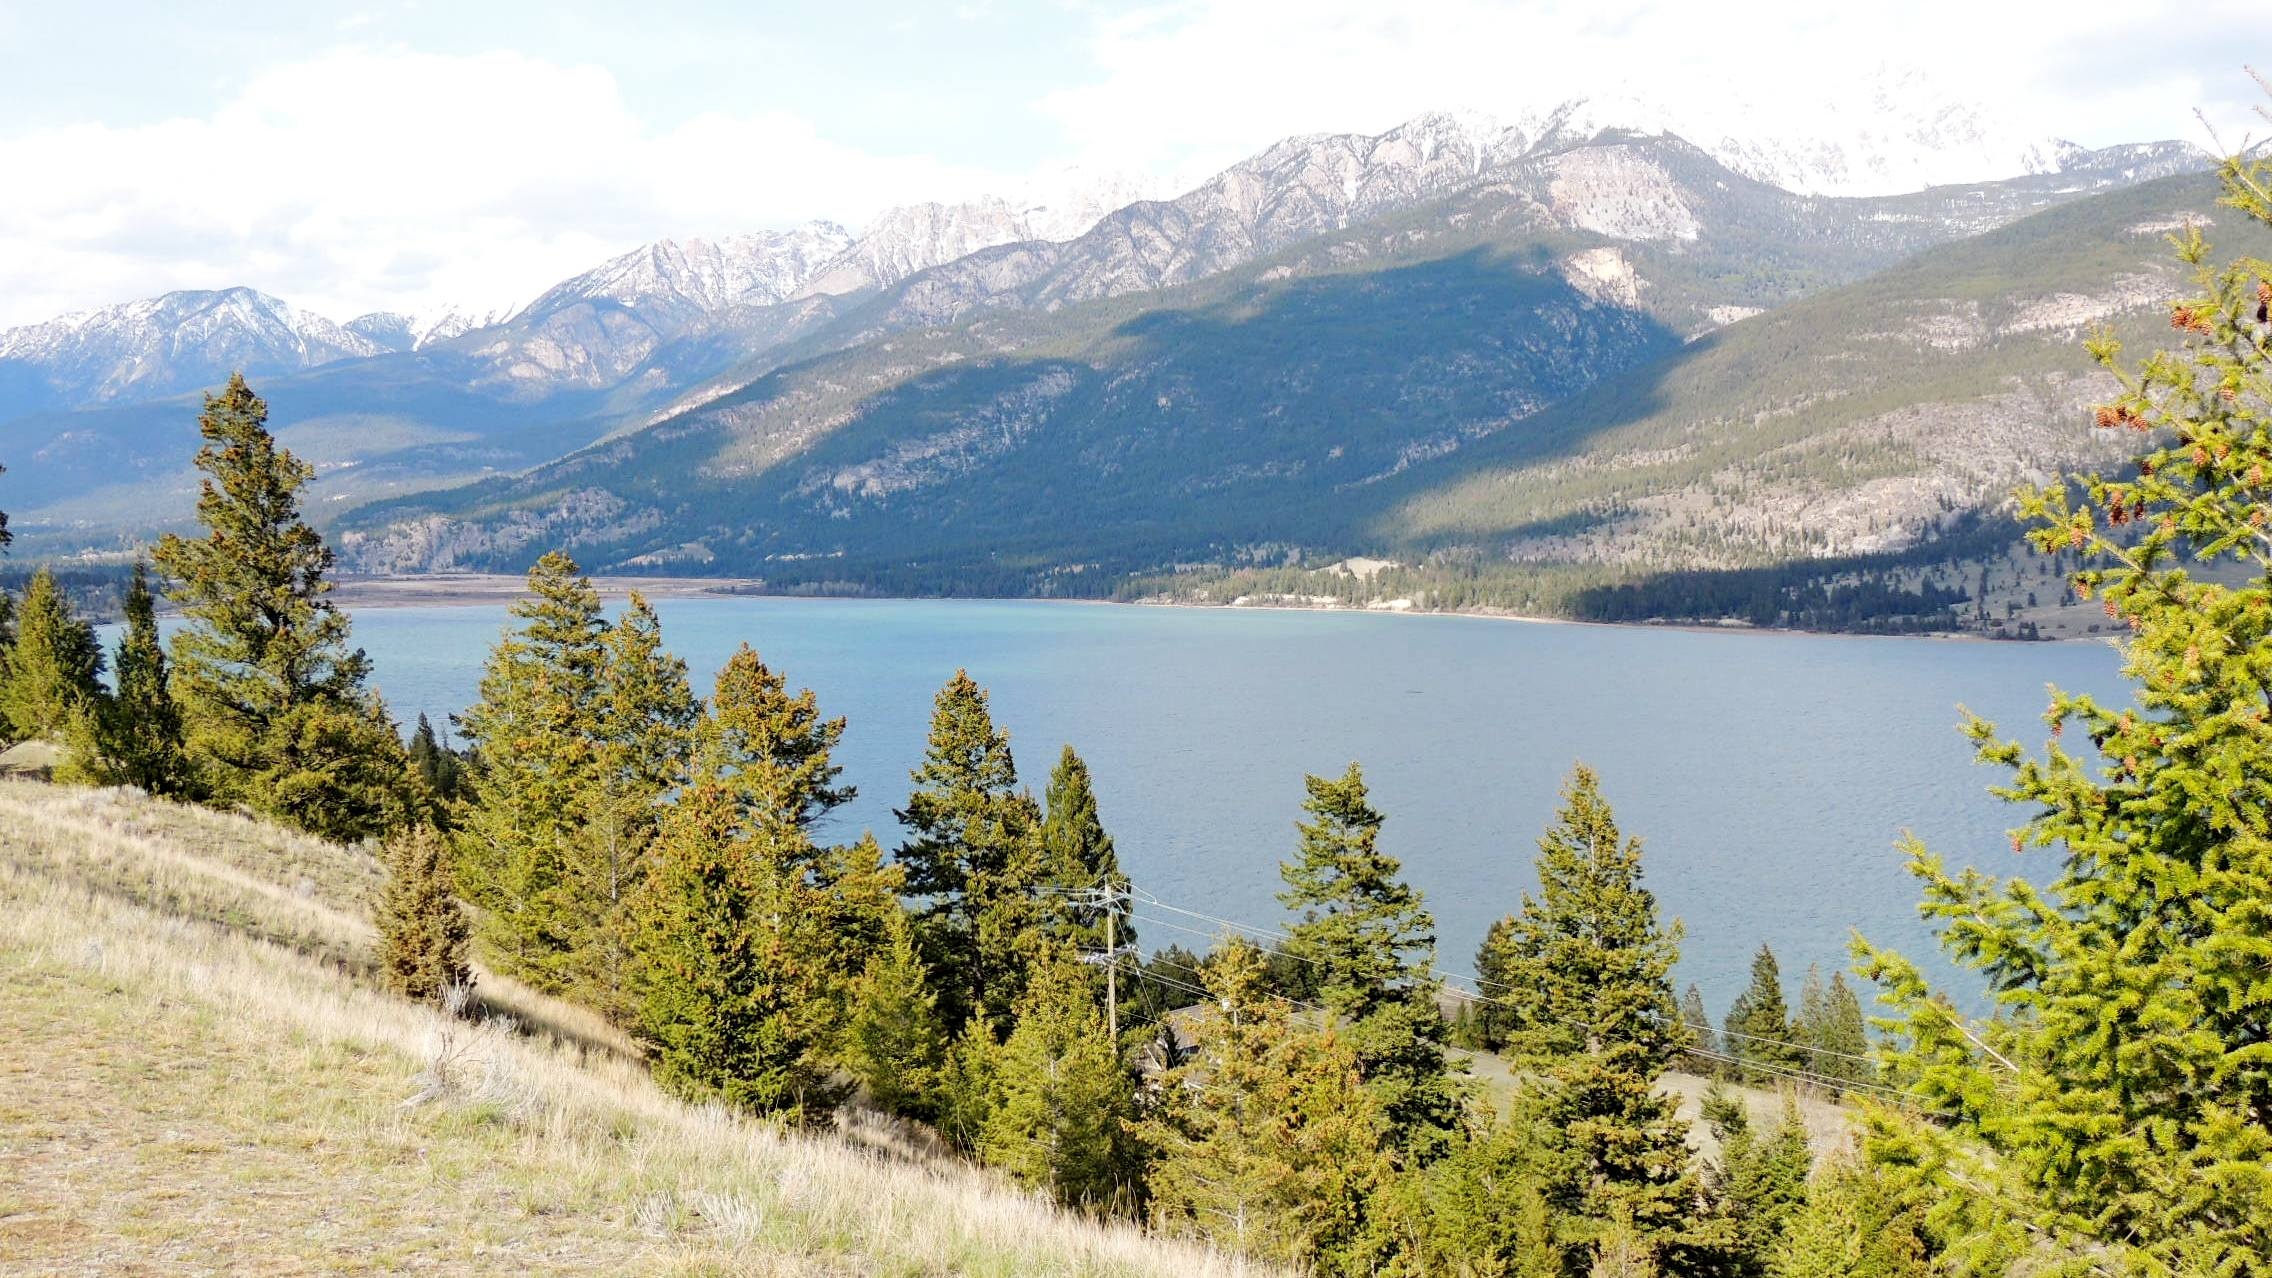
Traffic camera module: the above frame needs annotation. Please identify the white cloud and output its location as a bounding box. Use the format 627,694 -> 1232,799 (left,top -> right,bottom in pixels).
0,46 -> 1020,326
3,7 -> 2265,329
1038,0 -> 2269,179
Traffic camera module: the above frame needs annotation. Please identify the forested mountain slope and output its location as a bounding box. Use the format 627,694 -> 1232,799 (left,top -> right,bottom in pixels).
0,129 -> 2195,557
339,161 -> 2242,615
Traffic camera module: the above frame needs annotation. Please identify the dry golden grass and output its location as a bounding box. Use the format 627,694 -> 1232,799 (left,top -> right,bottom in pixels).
0,779 -> 1262,1276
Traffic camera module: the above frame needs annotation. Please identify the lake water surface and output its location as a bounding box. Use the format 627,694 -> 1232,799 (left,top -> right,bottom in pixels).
342,597 -> 2127,1015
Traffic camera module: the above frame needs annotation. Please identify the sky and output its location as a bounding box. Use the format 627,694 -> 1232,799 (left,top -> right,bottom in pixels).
0,0 -> 2263,328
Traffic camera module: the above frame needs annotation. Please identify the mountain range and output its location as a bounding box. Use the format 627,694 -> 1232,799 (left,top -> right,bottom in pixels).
0,102 -> 2222,627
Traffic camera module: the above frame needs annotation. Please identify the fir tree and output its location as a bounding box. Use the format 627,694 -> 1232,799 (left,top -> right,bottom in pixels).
1767,1157 -> 1933,1278
1680,984 -> 1723,1078
840,906 -> 947,1118
1136,938 -> 1396,1274
66,561 -> 189,795
1375,1102 -> 1566,1278
633,768 -> 837,1120
1279,762 -> 1464,1163
1793,969 -> 1871,1086
1039,744 -> 1134,956
453,553 -> 610,989
979,950 -> 1136,1209
895,670 -> 1045,1036
706,643 -> 853,834
1484,765 -> 1701,1268
0,566 -> 103,743
574,592 -> 696,1020
1705,1089 -> 1813,1275
1724,945 -> 1801,1082
152,374 -> 411,841
1469,914 -> 1517,1049
405,713 -> 464,805
1852,130 -> 2272,1271
377,824 -> 472,1005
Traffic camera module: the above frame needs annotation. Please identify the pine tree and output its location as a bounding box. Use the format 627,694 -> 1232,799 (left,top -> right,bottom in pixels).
405,713 -> 464,805
453,553 -> 610,989
840,906 -> 947,1118
573,592 -> 696,1020
1724,945 -> 1800,1082
152,374 -> 411,841
632,768 -> 837,1120
1469,914 -> 1517,1049
1376,1102 -> 1566,1278
1137,938 -> 1397,1274
1767,1157 -> 1933,1278
706,642 -> 853,835
1851,130 -> 2272,1271
979,950 -> 1136,1209
1818,974 -> 1870,1085
1705,1089 -> 1814,1275
1680,984 -> 1722,1077
1793,969 -> 1871,1086
1484,765 -> 1701,1269
1039,744 -> 1135,955
1279,762 -> 1464,1163
377,824 -> 472,1005
895,670 -> 1045,1037
0,566 -> 103,743
66,561 -> 189,795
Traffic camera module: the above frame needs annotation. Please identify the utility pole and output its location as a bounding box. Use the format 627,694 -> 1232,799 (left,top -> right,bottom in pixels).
1077,881 -> 1135,1043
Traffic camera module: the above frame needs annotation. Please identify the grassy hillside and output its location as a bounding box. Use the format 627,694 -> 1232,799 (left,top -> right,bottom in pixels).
0,777 -> 1254,1276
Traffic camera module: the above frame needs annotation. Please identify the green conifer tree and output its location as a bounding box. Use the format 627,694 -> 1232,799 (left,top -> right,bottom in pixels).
0,566 -> 103,743
1767,1156 -> 1933,1278
1817,974 -> 1870,1086
1484,765 -> 1702,1269
152,374 -> 411,840
840,906 -> 947,1118
1137,938 -> 1397,1274
1469,914 -> 1517,1049
1680,984 -> 1722,1077
573,591 -> 696,1020
1792,970 -> 1871,1086
895,670 -> 1044,1036
1724,946 -> 1801,1082
1279,762 -> 1465,1163
1851,130 -> 2272,1271
979,949 -> 1136,1209
405,713 -> 464,805
1039,744 -> 1135,955
1374,1100 -> 1566,1278
706,642 -> 853,834
1705,1089 -> 1814,1275
453,553 -> 610,988
66,561 -> 189,795
377,824 -> 473,1005
633,767 -> 837,1120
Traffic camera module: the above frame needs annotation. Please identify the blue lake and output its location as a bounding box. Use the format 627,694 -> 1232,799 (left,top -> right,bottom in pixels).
335,596 -> 2126,1017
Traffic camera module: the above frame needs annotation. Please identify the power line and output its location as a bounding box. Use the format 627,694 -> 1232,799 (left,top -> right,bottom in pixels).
1120,884 -> 1905,1090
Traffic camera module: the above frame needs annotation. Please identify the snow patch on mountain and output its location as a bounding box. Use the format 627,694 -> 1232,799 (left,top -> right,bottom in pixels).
0,287 -> 385,404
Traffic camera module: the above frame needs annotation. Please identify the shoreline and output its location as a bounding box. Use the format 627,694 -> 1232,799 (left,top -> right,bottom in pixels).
329,573 -> 2109,646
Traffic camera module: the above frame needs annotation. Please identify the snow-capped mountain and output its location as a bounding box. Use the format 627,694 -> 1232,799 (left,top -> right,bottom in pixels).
1495,73 -> 2124,198
0,100 -> 2207,427
345,305 -> 519,352
0,287 -> 387,410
